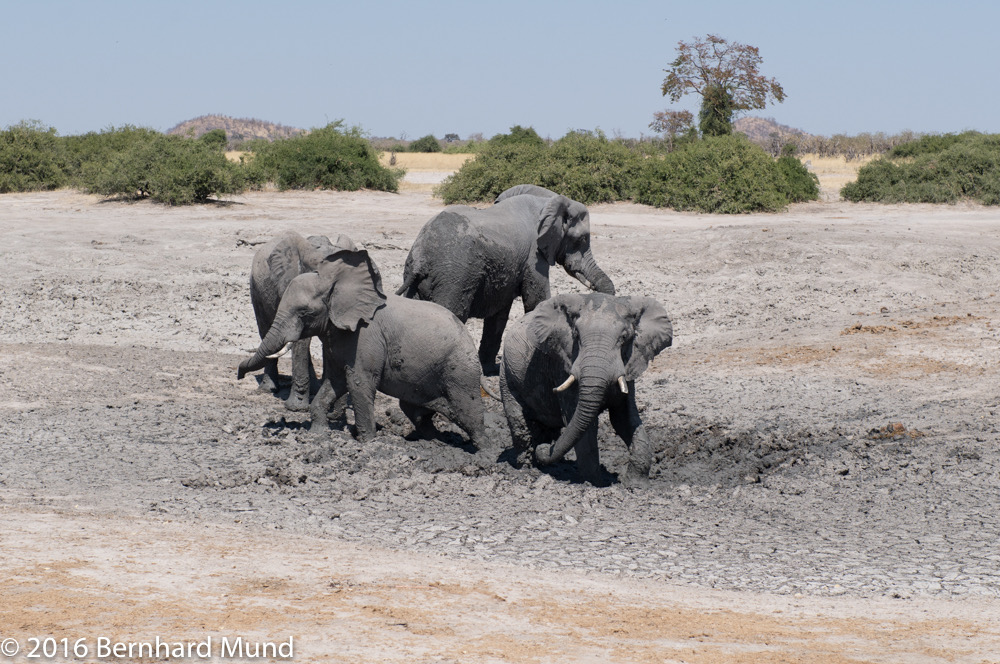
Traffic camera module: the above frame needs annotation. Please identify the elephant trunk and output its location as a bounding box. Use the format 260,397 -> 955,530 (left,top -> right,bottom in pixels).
238,314 -> 303,379
566,250 -> 615,295
535,349 -> 618,465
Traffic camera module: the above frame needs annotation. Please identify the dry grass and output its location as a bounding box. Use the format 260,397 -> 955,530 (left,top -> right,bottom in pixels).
799,152 -> 875,199
377,153 -> 475,171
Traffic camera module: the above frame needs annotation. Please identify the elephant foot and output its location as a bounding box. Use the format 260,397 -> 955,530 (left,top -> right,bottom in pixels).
284,391 -> 311,412
621,468 -> 651,490
257,376 -> 279,393
533,443 -> 554,466
308,410 -> 332,432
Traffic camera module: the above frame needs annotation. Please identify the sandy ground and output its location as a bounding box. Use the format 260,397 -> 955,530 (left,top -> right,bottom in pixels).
2,172 -> 1000,663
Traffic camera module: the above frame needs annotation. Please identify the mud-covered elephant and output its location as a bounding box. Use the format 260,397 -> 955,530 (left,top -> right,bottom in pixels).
396,184 -> 615,373
500,292 -> 673,487
249,231 -> 353,410
239,238 -> 495,449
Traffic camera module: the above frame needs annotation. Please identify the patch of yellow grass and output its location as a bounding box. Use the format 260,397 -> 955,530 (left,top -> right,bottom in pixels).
378,153 -> 475,171
798,153 -> 877,196
798,153 -> 876,176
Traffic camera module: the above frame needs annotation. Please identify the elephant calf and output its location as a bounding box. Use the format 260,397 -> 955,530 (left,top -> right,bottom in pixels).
239,238 -> 495,449
249,231 -> 353,411
500,293 -> 673,487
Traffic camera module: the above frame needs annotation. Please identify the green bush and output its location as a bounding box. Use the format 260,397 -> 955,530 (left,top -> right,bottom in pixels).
436,136 -> 548,203
63,125 -> 162,187
886,132 -> 973,158
488,125 -> 547,148
442,139 -> 483,154
250,122 -> 404,192
199,128 -> 228,151
80,130 -> 247,205
775,146 -> 820,202
439,129 -> 817,212
843,132 -> 1000,205
633,134 -> 792,213
539,130 -> 644,204
0,121 -> 67,193
408,134 -> 442,152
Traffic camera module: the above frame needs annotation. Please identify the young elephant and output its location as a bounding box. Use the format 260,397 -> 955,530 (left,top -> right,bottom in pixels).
249,231 -> 353,411
500,293 -> 673,487
238,240 -> 494,449
396,185 -> 615,373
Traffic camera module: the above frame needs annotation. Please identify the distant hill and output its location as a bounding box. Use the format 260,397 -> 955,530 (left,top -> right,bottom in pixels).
734,116 -> 811,144
166,115 -> 305,147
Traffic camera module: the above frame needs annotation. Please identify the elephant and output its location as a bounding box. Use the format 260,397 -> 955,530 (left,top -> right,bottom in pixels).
249,231 -> 353,411
395,184 -> 615,374
238,238 -> 496,449
499,292 -> 673,487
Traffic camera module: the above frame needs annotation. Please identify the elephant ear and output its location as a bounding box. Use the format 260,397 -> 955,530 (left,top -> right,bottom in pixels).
624,296 -> 673,380
536,195 -> 572,265
525,295 -> 576,366
265,231 -> 308,289
300,235 -> 337,271
323,247 -> 387,332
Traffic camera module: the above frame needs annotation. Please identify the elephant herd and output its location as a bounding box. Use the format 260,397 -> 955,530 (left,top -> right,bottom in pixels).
237,185 -> 674,487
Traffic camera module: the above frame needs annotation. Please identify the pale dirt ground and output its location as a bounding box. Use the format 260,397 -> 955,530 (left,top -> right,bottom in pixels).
2,159 -> 1000,663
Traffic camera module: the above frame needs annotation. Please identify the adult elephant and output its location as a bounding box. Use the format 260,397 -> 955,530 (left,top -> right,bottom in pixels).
239,238 -> 495,449
249,231 -> 351,410
500,292 -> 673,487
396,185 -> 615,373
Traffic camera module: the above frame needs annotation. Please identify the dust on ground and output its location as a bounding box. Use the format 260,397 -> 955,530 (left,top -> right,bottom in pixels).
1,186 -> 1000,663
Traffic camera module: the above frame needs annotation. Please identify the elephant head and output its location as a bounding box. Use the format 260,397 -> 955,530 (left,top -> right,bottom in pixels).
239,242 -> 386,378
497,184 -> 616,295
527,293 -> 673,466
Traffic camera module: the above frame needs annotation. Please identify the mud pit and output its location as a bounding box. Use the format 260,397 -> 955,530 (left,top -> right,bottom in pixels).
2,190 -> 1000,662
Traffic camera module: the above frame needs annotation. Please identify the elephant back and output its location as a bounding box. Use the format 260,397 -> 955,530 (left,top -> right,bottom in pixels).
495,184 -> 559,204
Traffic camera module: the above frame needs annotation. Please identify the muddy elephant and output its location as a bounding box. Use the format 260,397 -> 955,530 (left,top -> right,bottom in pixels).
499,293 -> 673,487
239,238 -> 495,449
249,231 -> 353,410
396,184 -> 615,373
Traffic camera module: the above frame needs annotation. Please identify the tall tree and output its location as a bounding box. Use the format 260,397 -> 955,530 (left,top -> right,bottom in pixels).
656,34 -> 785,137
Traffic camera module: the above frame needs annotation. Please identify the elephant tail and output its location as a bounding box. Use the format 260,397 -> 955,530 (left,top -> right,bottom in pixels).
395,272 -> 420,298
480,376 -> 500,400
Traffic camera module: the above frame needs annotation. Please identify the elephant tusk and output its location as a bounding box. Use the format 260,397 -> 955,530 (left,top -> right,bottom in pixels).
266,341 -> 294,360
553,374 -> 576,393
618,376 -> 628,394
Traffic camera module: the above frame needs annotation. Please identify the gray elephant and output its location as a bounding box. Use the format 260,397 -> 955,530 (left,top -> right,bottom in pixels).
239,238 -> 495,449
249,231 -> 352,411
396,184 -> 615,373
500,292 -> 673,487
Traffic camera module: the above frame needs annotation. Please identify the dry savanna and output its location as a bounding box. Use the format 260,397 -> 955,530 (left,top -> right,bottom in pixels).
2,159 -> 1000,663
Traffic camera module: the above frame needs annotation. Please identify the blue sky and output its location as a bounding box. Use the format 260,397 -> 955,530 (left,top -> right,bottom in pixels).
4,0 -> 998,139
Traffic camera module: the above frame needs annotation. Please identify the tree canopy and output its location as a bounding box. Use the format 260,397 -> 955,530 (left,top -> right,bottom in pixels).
656,34 -> 785,137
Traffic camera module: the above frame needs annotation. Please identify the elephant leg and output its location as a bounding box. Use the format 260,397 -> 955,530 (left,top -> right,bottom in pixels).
259,358 -> 281,393
573,423 -> 604,486
442,390 -> 489,452
308,371 -> 346,433
346,367 -> 378,442
501,385 -> 533,451
285,338 -> 313,411
399,400 -> 436,438
478,301 -> 513,375
609,396 -> 652,489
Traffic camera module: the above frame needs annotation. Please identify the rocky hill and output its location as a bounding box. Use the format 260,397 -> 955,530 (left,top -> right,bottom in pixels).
166,115 -> 304,147
734,116 -> 811,144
